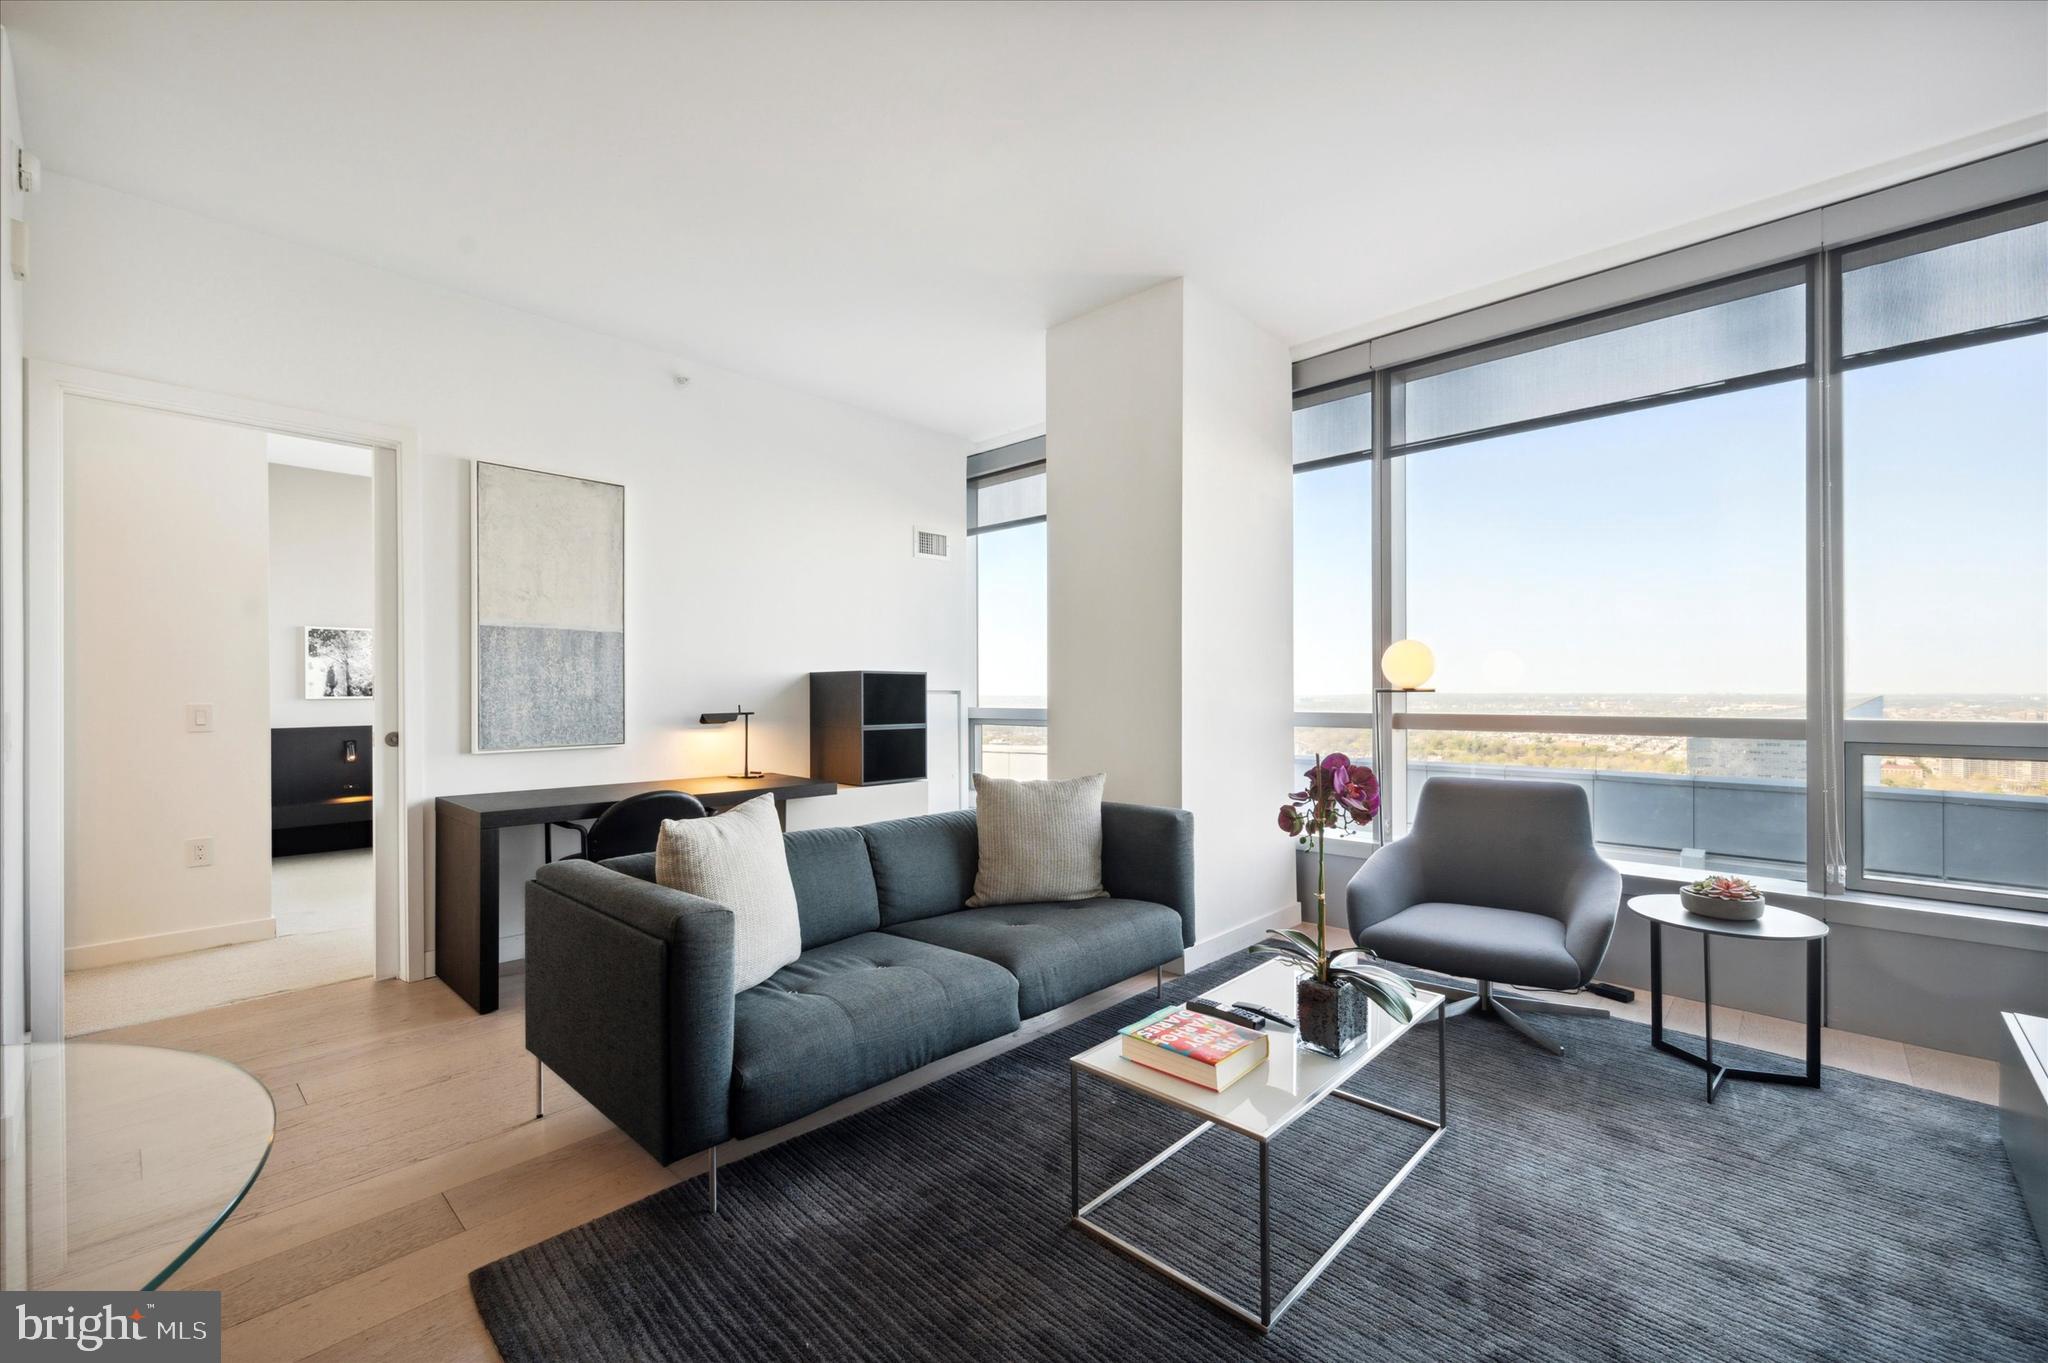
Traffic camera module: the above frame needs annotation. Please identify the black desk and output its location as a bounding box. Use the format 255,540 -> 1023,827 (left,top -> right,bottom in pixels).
434,773 -> 836,1013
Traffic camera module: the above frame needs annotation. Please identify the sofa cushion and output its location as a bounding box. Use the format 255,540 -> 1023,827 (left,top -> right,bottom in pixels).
884,899 -> 1184,1018
858,809 -> 979,926
1359,901 -> 1582,990
729,932 -> 1020,1137
782,826 -> 882,948
967,772 -> 1108,907
655,794 -> 802,992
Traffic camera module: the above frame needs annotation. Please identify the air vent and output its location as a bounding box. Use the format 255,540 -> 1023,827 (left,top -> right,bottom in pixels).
913,528 -> 950,560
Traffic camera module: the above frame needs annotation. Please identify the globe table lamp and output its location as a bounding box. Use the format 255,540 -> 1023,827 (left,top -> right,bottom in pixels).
1378,639 -> 1436,693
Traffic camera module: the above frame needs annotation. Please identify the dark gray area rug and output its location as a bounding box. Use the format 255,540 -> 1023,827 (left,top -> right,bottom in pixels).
472,951 -> 2048,1362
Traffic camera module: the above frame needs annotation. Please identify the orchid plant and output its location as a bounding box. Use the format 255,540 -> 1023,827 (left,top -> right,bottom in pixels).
1263,753 -> 1417,1023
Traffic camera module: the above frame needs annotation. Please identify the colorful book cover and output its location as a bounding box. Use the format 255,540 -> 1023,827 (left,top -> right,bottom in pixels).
1118,1007 -> 1258,1067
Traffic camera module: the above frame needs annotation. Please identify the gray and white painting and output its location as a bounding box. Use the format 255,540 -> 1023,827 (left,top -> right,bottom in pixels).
473,462 -> 625,751
305,626 -> 373,699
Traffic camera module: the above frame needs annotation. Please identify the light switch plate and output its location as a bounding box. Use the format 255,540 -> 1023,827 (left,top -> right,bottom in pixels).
184,837 -> 213,868
186,703 -> 214,733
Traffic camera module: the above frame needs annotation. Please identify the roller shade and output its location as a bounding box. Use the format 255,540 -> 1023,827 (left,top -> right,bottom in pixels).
968,462 -> 1045,534
1390,266 -> 1808,451
1840,198 -> 2048,363
1293,380 -> 1372,467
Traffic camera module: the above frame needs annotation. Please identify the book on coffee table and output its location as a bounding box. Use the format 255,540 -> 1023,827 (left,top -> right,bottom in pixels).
1117,1005 -> 1269,1092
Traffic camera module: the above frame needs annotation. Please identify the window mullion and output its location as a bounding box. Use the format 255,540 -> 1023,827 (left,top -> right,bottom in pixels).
1371,368 -> 1398,844
1810,247 -> 1848,896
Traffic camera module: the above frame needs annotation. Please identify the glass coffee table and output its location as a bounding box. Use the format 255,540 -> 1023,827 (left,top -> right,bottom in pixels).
1068,959 -> 1446,1331
2,1042 -> 275,1291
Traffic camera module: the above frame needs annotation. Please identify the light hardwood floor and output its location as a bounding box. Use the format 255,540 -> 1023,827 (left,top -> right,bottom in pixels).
84,928 -> 1998,1362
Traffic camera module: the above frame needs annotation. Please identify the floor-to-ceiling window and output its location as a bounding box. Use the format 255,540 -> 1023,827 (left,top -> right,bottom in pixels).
1393,268 -> 1812,877
1293,381 -> 1373,784
1837,201 -> 2048,908
1291,167 -> 2047,912
969,443 -> 1048,780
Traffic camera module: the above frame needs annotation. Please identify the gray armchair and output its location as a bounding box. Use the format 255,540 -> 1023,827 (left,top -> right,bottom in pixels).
1346,776 -> 1622,1055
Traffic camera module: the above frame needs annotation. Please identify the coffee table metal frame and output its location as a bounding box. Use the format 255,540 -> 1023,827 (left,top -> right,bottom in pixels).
1067,988 -> 1446,1332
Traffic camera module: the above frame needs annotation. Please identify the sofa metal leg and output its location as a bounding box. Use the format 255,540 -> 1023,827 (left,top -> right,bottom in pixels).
534,1054 -> 544,1120
1156,965 -> 1163,998
707,1146 -> 719,1216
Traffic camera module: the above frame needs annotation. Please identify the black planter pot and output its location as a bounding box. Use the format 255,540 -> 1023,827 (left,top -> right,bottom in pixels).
1296,975 -> 1371,1057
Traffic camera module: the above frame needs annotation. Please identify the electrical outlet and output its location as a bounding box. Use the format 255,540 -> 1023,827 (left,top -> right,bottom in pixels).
184,838 -> 213,868
186,703 -> 214,733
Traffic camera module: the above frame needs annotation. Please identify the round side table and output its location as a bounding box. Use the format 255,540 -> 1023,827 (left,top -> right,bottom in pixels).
1626,894 -> 1828,1104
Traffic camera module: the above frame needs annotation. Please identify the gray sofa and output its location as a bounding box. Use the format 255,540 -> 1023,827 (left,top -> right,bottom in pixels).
524,803 -> 1194,1164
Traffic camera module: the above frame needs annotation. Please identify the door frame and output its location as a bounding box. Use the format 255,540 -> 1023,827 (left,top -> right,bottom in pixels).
14,362 -> 427,1040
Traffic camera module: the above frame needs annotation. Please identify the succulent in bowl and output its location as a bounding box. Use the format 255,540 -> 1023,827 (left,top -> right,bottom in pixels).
1684,874 -> 1761,902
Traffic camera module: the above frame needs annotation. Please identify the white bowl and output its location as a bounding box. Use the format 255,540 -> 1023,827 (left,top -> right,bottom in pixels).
1680,886 -> 1765,921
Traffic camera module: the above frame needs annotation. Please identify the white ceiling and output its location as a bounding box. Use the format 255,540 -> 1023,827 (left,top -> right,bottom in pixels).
6,1 -> 2044,443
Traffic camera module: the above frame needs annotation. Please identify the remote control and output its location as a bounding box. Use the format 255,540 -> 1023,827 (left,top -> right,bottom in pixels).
1185,998 -> 1266,1030
1229,1001 -> 1297,1030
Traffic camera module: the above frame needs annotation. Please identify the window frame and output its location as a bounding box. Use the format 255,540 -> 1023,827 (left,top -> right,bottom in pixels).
1842,735 -> 2048,912
1292,149 -> 2048,911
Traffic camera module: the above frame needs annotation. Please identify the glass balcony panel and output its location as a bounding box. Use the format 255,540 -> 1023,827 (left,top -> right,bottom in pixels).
1859,753 -> 2048,898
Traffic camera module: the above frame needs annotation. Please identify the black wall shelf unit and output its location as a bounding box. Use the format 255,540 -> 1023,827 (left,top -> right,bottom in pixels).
811,671 -> 927,786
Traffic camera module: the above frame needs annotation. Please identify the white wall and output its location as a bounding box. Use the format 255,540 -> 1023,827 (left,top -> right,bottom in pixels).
64,397 -> 275,966
25,172 -> 974,966
1047,278 -> 1294,956
1046,279 -> 1184,809
268,463 -> 373,729
1,27 -> 27,1038
1178,284 -> 1295,946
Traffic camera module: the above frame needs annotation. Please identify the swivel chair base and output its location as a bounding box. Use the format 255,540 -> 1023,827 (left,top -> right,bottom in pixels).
1435,978 -> 1609,1056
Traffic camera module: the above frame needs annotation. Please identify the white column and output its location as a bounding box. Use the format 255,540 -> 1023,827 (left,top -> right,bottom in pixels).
1046,279 -> 1295,957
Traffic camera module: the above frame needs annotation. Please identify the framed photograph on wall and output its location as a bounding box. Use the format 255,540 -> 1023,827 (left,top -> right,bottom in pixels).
472,461 -> 626,752
304,625 -> 373,699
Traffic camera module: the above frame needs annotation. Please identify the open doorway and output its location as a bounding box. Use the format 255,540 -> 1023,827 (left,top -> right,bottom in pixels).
59,403 -> 382,1034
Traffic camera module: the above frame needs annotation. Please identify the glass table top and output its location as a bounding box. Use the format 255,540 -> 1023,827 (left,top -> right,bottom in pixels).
1070,959 -> 1444,1141
1,1042 -> 275,1291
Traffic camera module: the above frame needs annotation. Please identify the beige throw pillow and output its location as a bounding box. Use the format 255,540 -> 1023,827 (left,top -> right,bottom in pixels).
655,793 -> 803,992
967,772 -> 1109,908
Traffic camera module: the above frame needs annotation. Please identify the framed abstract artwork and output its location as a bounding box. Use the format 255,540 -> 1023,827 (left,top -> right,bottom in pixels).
472,461 -> 626,752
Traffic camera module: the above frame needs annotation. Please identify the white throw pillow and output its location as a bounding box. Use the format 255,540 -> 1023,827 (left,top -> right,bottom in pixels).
654,794 -> 803,992
967,772 -> 1109,907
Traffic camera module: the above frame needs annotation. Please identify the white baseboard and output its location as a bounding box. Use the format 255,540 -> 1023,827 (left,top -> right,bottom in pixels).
65,915 -> 278,971
1183,901 -> 1302,971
